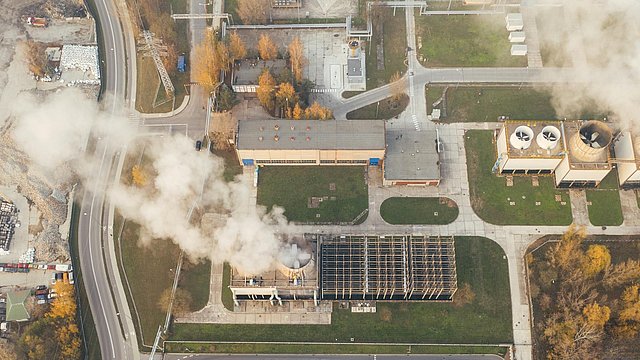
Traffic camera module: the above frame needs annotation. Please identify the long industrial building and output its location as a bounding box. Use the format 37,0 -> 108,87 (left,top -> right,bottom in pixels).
235,119 -> 385,166
228,234 -> 458,305
612,130 -> 640,188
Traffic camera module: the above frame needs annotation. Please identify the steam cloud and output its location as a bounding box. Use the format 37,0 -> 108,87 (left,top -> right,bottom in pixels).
9,87 -> 297,275
535,0 -> 640,127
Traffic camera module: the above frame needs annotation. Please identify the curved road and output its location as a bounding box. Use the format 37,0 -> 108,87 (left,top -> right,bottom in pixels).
78,0 -> 138,359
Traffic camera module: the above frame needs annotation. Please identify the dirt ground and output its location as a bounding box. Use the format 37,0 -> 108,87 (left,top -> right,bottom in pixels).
0,0 -> 97,265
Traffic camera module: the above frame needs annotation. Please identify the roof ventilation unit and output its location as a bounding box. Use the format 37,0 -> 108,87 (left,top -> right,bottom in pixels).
570,120 -> 612,161
536,125 -> 561,150
510,125 -> 534,150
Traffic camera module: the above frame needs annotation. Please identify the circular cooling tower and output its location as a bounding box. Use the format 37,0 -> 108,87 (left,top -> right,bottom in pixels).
510,125 -> 534,150
536,125 -> 561,150
278,242 -> 312,271
570,120 -> 612,161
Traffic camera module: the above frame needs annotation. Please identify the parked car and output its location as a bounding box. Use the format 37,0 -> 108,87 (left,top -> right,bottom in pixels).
195,140 -> 202,151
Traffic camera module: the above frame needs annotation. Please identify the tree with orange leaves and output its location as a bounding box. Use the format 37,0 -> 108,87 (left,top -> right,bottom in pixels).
288,36 -> 307,83
258,33 -> 278,60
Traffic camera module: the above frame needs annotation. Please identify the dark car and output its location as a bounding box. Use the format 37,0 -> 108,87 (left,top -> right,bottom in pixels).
195,140 -> 202,151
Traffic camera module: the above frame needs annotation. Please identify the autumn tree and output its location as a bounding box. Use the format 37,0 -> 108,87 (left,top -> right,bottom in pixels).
276,82 -> 298,116
304,101 -> 333,120
389,71 -> 405,102
547,224 -> 586,271
258,33 -> 278,60
603,259 -> 640,288
229,31 -> 247,60
581,244 -> 611,277
237,0 -> 269,24
453,283 -> 475,308
48,281 -> 76,319
158,288 -> 193,317
292,103 -> 303,120
617,285 -> 640,336
256,69 -> 276,111
131,165 -> 147,186
193,30 -> 223,94
288,36 -> 307,83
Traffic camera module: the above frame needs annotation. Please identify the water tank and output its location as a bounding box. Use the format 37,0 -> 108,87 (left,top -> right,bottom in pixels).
536,125 -> 561,150
569,120 -> 612,161
510,125 -> 534,150
348,40 -> 360,58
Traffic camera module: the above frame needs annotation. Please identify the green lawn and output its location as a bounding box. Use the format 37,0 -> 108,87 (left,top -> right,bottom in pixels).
342,91 -> 363,99
380,197 -> 459,225
221,263 -> 234,311
170,236 -> 513,345
115,145 -> 212,348
415,14 -> 527,67
346,94 -> 409,120
365,8 -> 407,89
211,149 -> 242,182
165,342 -> 508,355
586,171 -> 623,226
257,166 -> 368,224
426,86 -> 558,122
465,130 -> 573,225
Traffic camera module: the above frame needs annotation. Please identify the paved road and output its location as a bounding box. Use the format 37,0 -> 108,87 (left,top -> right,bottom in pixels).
164,355 -> 503,360
78,0 -> 139,359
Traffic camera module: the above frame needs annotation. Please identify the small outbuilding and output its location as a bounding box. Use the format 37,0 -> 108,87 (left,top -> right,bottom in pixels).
511,44 -> 528,56
6,290 -> 30,322
508,31 -> 526,43
231,59 -> 288,93
505,13 -> 524,31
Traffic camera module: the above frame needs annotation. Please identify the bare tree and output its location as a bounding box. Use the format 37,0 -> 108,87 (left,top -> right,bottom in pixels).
237,0 -> 269,24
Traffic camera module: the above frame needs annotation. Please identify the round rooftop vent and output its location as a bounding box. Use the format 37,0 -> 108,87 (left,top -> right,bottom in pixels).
279,243 -> 311,270
510,125 -> 534,150
536,125 -> 561,150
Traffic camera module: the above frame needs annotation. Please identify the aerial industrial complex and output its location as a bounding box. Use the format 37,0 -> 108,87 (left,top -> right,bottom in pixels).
3,0 -> 640,359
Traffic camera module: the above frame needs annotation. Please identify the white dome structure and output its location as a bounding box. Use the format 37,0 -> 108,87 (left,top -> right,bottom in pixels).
510,125 -> 534,150
536,125 -> 561,150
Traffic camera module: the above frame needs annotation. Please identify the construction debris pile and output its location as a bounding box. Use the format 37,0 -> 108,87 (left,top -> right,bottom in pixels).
0,200 -> 18,253
60,44 -> 100,85
0,131 -> 71,262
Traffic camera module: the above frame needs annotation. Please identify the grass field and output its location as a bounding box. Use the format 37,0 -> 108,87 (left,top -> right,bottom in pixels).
426,86 -> 558,122
115,145 -> 211,347
221,263 -> 234,311
415,14 -> 527,67
211,149 -> 242,182
586,171 -> 623,226
170,236 -> 513,346
380,197 -> 459,225
365,8 -> 407,89
465,130 -> 573,225
346,94 -> 409,120
257,166 -> 368,224
134,0 -> 190,114
165,342 -> 508,355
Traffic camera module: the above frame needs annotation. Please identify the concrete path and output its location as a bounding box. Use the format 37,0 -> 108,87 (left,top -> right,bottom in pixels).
569,190 -> 590,226
520,6 -> 543,68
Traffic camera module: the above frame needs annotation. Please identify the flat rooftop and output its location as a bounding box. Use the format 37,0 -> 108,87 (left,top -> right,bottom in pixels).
347,58 -> 362,77
232,59 -> 287,86
384,129 -> 440,181
237,119 -> 386,150
503,120 -> 565,158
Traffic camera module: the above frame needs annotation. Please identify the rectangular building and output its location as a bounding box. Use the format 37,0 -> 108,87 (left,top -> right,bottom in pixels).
383,129 -> 440,186
613,131 -> 640,188
231,59 -> 287,93
235,119 -> 385,166
495,121 -> 565,175
554,120 -> 613,188
320,235 -> 457,301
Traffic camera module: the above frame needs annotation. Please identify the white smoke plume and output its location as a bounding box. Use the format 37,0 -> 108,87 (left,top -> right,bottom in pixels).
535,0 -> 640,128
8,88 -> 298,275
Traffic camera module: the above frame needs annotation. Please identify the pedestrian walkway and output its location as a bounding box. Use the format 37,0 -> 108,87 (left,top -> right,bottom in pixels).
520,6 -> 543,68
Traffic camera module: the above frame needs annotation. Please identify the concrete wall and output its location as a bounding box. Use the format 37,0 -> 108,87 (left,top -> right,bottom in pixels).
502,157 -> 563,171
